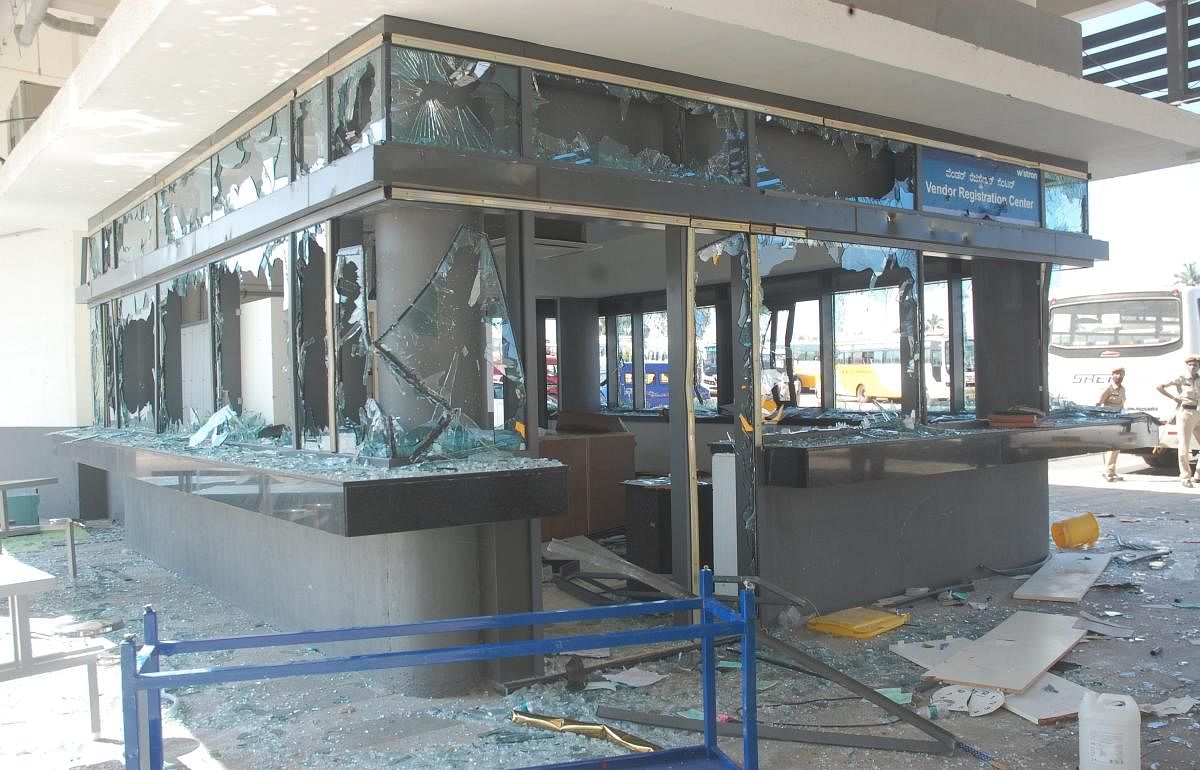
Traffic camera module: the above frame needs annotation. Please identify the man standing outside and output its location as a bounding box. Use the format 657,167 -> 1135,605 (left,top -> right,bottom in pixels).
1157,355 -> 1200,487
1097,367 -> 1126,481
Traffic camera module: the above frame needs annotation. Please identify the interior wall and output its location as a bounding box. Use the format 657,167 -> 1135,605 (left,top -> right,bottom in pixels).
625,420 -> 730,475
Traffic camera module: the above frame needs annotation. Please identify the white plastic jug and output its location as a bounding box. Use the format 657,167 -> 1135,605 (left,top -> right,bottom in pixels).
1079,692 -> 1140,769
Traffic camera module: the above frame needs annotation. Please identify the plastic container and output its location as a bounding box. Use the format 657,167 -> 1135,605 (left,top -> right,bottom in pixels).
1078,692 -> 1140,770
1051,511 -> 1099,549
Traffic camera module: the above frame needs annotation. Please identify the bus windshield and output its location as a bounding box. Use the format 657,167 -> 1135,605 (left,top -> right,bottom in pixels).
1050,297 -> 1181,350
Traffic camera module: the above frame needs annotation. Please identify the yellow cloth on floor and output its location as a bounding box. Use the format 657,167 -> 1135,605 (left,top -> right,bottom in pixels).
807,606 -> 909,639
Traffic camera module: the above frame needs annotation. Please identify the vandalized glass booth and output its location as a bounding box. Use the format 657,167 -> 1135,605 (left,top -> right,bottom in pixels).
67,16 -> 1146,689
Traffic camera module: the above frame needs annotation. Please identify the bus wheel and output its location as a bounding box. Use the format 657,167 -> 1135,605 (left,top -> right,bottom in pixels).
855,384 -> 867,402
1147,448 -> 1177,469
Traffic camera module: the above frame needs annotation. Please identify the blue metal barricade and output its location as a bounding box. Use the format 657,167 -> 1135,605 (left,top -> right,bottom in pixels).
121,568 -> 757,770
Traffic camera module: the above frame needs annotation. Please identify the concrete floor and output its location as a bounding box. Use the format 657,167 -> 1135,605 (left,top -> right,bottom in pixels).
1,453 -> 1198,769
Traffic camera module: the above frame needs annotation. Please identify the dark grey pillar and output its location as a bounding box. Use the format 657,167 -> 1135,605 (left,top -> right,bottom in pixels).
972,258 -> 1045,417
557,298 -> 601,412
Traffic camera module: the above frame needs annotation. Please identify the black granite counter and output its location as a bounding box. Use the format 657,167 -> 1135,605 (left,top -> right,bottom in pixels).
54,430 -> 566,536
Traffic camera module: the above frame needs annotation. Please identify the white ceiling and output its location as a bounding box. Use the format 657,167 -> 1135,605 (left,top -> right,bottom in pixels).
0,0 -> 1197,236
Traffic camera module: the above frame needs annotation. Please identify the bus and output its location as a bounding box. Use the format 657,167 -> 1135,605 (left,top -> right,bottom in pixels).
1048,287 -> 1200,466
774,335 -> 969,406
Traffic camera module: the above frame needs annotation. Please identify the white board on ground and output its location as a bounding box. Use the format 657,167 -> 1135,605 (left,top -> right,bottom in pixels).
1012,552 -> 1113,603
1004,673 -> 1090,724
889,637 -> 972,669
922,611 -> 1085,692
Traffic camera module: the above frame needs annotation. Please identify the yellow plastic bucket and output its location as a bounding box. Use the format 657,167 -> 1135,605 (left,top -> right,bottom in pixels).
1051,512 -> 1099,550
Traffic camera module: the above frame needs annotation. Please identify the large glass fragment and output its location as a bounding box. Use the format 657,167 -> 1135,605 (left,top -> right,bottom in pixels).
1042,170 -> 1088,233
86,231 -> 103,281
389,45 -> 520,155
211,238 -> 295,446
295,225 -> 331,450
530,71 -> 747,185
372,225 -> 525,464
89,305 -> 107,426
334,244 -> 373,452
330,49 -> 385,160
157,269 -> 213,432
113,197 -> 158,265
115,289 -> 156,430
101,224 -> 114,272
159,160 -> 213,243
213,106 -> 291,218
294,83 -> 329,176
755,114 -> 915,208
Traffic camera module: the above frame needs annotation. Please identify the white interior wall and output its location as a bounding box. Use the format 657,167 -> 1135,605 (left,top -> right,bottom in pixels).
179,320 -> 213,419
238,296 -> 290,424
0,227 -> 89,426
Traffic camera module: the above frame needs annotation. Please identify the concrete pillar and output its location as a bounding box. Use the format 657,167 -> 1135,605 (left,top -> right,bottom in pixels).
371,205 -> 486,431
557,298 -> 601,412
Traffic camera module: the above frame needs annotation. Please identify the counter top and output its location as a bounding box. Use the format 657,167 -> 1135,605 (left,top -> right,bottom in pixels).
54,429 -> 566,537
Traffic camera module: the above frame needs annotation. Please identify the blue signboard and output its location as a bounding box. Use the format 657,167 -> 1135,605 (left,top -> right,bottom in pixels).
918,147 -> 1041,226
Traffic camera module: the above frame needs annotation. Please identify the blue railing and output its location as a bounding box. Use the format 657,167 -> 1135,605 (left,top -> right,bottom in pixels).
121,568 -> 757,770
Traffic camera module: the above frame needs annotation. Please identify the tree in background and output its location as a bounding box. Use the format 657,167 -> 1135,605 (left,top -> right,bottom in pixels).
1175,262 -> 1200,286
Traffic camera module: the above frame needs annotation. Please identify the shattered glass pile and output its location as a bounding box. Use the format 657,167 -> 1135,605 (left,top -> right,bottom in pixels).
531,72 -> 747,185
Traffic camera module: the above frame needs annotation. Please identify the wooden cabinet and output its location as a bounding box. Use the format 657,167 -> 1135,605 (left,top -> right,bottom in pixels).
537,431 -> 635,540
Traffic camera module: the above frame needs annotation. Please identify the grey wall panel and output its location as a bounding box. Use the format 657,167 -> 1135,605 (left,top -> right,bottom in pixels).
758,461 -> 1049,613
0,427 -> 82,519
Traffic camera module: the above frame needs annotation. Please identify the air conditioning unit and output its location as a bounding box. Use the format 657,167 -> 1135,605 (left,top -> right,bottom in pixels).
6,81 -> 58,154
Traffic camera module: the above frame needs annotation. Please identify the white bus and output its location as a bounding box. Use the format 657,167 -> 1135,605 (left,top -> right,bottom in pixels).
1048,287 -> 1200,466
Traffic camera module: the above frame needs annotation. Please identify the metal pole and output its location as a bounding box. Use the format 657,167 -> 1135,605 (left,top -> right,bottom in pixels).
699,569 -> 717,754
120,636 -> 142,770
740,581 -> 758,770
142,607 -> 164,770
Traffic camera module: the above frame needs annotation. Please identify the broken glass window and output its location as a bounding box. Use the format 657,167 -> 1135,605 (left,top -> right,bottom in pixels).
330,49 -> 385,160
85,231 -> 103,281
962,278 -> 976,414
373,225 -> 525,464
157,269 -> 213,433
159,160 -> 213,244
295,224 -> 331,451
211,238 -> 295,446
755,114 -> 915,208
213,105 -> 292,218
101,224 -> 115,272
389,45 -> 520,155
530,71 -> 747,185
333,244 -> 373,453
294,82 -> 329,176
1042,171 -> 1088,233
116,289 -> 156,430
102,302 -> 118,425
90,306 -> 107,426
113,196 -> 158,265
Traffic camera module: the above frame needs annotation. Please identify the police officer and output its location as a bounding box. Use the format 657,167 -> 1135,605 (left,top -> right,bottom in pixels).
1096,367 -> 1126,481
1157,355 -> 1200,487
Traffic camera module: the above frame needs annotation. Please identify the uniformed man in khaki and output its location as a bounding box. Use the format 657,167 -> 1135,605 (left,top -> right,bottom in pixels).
1096,367 -> 1126,481
1157,355 -> 1200,487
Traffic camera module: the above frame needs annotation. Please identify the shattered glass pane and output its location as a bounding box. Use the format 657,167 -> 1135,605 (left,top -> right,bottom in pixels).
213,106 -> 292,218
330,49 -> 385,160
89,306 -> 107,426
113,196 -> 158,265
86,231 -> 102,281
159,160 -> 213,244
211,238 -> 295,446
755,114 -> 915,208
101,224 -> 114,272
530,71 -> 747,185
294,82 -> 329,176
295,225 -> 331,450
1043,170 -> 1088,233
389,45 -> 520,155
615,314 -> 633,410
373,225 -> 526,464
722,233 -> 757,573
963,278 -> 976,414
102,302 -> 118,425
334,244 -> 373,453
116,289 -> 156,430
157,269 -> 213,433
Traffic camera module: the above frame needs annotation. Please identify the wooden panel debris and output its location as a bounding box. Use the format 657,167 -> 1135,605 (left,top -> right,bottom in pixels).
922,612 -> 1085,692
1012,552 -> 1112,603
